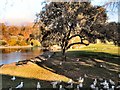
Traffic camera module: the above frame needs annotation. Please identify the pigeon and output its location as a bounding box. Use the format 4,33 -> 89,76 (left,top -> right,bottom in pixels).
11,76 -> 16,81
16,82 -> 24,88
37,82 -> 41,89
51,81 -> 58,88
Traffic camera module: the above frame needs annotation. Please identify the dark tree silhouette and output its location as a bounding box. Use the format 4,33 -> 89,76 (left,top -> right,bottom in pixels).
35,2 -> 119,60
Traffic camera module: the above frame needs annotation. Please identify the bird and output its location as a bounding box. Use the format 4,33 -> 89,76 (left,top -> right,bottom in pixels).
51,81 -> 58,88
101,80 -> 109,89
59,62 -> 62,65
119,74 -> 120,78
77,85 -> 80,90
90,84 -> 96,89
78,77 -> 84,83
48,54 -> 51,58
11,76 -> 16,81
59,85 -> 65,90
84,74 -> 88,78
109,79 -> 115,85
66,79 -> 74,88
37,82 -> 41,89
16,82 -> 24,88
93,78 -> 97,85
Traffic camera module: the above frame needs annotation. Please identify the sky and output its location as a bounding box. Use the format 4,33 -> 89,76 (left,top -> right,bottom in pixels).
0,0 -> 119,25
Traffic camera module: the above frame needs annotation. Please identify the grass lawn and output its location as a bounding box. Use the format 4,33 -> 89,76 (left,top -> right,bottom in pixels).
0,43 -> 120,89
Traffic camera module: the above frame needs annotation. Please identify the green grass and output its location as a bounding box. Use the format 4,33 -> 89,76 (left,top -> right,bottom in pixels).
68,43 -> 120,56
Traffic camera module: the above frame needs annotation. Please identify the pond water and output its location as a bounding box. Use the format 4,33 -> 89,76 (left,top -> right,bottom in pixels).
0,47 -> 43,65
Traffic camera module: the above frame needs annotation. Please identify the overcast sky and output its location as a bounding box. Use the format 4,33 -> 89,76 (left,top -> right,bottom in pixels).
0,0 -> 119,25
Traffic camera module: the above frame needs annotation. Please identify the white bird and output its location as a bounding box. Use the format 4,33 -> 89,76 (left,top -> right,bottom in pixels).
93,78 -> 97,85
48,55 -> 51,58
84,74 -> 88,78
77,85 -> 80,90
59,85 -> 65,90
78,77 -> 84,83
101,80 -> 109,89
119,74 -> 120,78
11,76 -> 16,81
59,62 -> 62,65
116,85 -> 120,89
16,82 -> 24,88
79,83 -> 83,88
37,82 -> 41,89
51,81 -> 58,88
90,84 -> 96,89
109,79 -> 115,85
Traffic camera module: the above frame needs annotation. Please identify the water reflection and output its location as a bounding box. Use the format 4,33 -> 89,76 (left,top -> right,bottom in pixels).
0,47 -> 43,65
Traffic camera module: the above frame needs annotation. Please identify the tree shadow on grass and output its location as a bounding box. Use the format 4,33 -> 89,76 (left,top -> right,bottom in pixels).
38,50 -> 120,82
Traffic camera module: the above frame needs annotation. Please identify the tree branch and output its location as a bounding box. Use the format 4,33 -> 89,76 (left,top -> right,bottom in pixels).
66,42 -> 89,50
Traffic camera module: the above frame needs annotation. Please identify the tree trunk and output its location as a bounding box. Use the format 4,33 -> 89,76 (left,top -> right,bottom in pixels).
62,47 -> 66,61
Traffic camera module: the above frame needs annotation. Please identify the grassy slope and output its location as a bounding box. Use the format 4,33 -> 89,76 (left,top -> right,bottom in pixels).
0,43 -> 120,88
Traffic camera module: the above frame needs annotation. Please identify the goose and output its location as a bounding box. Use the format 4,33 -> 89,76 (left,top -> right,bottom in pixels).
51,81 -> 58,88
37,82 -> 41,89
16,82 -> 24,88
11,76 -> 16,81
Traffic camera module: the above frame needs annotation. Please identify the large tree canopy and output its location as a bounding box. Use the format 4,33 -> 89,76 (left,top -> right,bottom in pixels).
35,2 -> 119,58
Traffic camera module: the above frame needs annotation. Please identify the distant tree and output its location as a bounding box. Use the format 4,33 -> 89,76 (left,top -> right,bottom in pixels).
35,2 -> 108,60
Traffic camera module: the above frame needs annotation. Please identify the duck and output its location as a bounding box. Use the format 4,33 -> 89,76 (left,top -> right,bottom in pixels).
16,82 -> 24,88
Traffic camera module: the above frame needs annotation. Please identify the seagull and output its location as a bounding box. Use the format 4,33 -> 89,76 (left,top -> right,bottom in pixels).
51,81 -> 58,88
90,84 -> 96,89
59,85 -> 65,90
66,79 -> 74,88
48,54 -> 51,58
77,85 -> 80,90
84,74 -> 88,78
59,62 -> 62,65
37,82 -> 41,89
101,80 -> 109,89
16,82 -> 24,88
109,79 -> 115,85
93,78 -> 97,85
11,76 -> 16,81
78,77 -> 84,83
119,74 -> 120,78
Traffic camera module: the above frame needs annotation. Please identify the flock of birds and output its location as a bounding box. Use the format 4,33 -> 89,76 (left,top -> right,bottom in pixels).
8,74 -> 120,90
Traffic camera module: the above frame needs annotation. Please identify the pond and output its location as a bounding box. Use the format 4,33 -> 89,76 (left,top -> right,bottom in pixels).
0,47 -> 43,65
